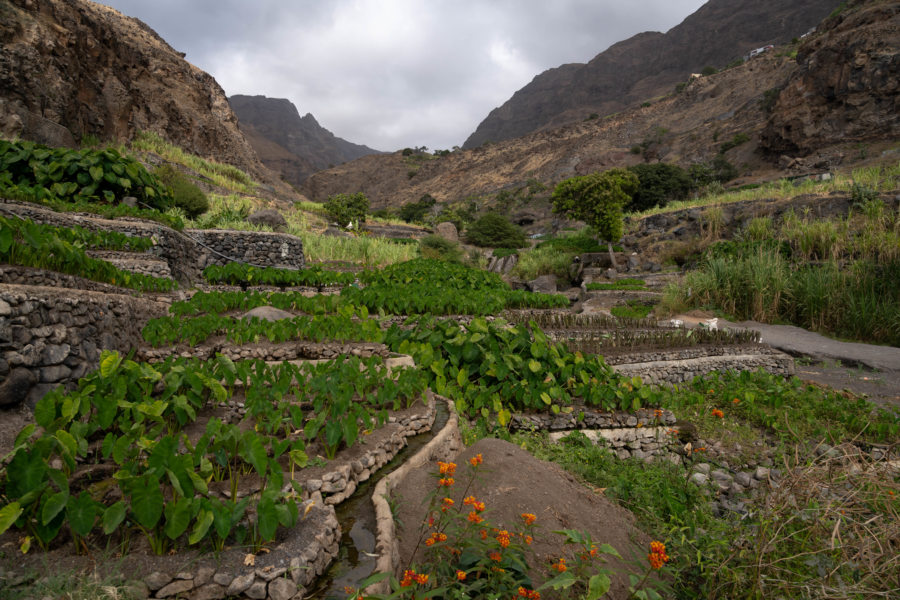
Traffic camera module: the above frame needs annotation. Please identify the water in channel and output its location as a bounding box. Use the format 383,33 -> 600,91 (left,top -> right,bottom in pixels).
308,399 -> 449,599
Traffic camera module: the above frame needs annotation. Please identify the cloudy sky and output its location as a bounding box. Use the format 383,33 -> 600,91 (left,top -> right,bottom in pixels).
96,0 -> 706,151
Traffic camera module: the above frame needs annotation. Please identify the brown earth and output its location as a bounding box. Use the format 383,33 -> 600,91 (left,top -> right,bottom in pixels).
392,437 -> 654,600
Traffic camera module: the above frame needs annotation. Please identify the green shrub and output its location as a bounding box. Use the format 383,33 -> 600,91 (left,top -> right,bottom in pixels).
719,132 -> 750,154
323,192 -> 369,226
492,247 -> 519,259
701,65 -> 718,76
626,163 -> 694,212
690,155 -> 738,186
152,164 -> 208,218
419,234 -> 463,262
465,213 -> 526,248
0,139 -> 170,209
398,194 -> 436,223
760,88 -> 782,114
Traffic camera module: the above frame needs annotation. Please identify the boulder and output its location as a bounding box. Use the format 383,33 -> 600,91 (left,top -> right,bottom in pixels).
248,209 -> 288,231
527,274 -> 557,294
242,306 -> 296,322
0,368 -> 36,407
434,222 -> 458,242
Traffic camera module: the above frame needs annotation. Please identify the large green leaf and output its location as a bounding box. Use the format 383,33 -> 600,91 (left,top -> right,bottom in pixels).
188,509 -> 214,545
0,503 -> 23,535
66,492 -> 96,537
6,449 -> 48,499
128,475 -> 163,529
256,495 -> 278,542
41,490 -> 68,525
164,498 -> 192,540
102,501 -> 126,534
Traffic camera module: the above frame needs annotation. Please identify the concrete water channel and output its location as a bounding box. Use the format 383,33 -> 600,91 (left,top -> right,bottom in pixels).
308,399 -> 450,598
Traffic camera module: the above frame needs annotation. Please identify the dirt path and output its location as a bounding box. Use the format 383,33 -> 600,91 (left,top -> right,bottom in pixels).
673,314 -> 900,411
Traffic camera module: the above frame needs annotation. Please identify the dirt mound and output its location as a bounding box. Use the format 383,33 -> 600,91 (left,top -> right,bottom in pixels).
392,437 -> 652,599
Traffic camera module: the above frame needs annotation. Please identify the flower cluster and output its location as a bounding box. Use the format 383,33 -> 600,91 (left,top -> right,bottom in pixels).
516,586 -> 541,599
469,453 -> 483,467
648,541 -> 670,570
550,557 -> 567,573
400,569 -> 430,587
520,513 -> 536,526
711,408 -> 724,419
496,529 -> 511,548
441,497 -> 454,512
425,531 -> 448,546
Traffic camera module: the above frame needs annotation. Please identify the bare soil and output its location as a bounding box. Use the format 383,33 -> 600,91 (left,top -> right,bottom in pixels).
392,438 -> 653,600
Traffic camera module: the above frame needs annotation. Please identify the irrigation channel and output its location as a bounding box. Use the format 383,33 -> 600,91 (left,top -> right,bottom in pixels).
309,399 -> 450,598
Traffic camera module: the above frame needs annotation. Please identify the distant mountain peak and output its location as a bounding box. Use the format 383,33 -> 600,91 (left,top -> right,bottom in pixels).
229,95 -> 381,186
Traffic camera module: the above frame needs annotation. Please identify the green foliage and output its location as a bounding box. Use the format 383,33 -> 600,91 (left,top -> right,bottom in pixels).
202,263 -> 356,288
348,258 -> 567,315
0,216 -> 176,292
323,192 -> 369,226
0,139 -> 171,210
551,169 -> 639,246
465,213 -> 526,248
152,164 -> 209,218
759,88 -> 782,114
700,65 -> 718,76
0,352 -> 426,552
535,229 -> 613,254
610,301 -> 654,319
725,58 -> 744,69
398,193 -> 437,223
718,132 -> 750,154
689,155 -> 738,186
626,163 -> 694,212
419,234 -> 464,262
492,247 -> 519,259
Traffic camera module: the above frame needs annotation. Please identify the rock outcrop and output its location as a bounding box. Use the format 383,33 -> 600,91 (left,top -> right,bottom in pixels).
229,95 -> 382,187
0,0 -> 267,179
462,0 -> 837,148
760,1 -> 900,156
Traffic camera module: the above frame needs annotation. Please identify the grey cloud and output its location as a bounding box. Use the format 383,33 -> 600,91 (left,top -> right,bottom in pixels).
97,1 -> 706,150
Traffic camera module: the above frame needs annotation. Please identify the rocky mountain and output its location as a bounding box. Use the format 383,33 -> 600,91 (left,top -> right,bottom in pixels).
303,1 -> 898,230
229,95 -> 381,188
0,0 -> 277,186
462,0 -> 839,149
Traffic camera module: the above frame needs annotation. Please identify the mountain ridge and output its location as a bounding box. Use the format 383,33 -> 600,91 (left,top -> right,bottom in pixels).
462,0 -> 839,149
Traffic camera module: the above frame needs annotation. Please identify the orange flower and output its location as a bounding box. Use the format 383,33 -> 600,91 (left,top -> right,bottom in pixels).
425,537 -> 435,546
521,513 -> 537,526
733,398 -> 740,404
711,408 -> 724,419
414,573 -> 429,585
400,569 -> 415,587
456,570 -> 466,581
491,566 -> 505,573
463,495 -> 476,506
469,453 -> 483,467
438,477 -> 455,487
473,501 -> 486,512
648,541 -> 670,570
518,587 -> 541,599
467,511 -> 484,524
489,551 -> 502,562
442,497 -> 454,507
524,535 -> 533,545
551,557 -> 567,573
438,461 -> 456,476
480,529 -> 488,540
654,409 -> 663,418
496,530 -> 511,548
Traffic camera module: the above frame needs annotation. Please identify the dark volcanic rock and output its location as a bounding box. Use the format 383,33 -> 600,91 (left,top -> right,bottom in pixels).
462,0 -> 837,148
0,368 -> 36,408
229,95 -> 381,186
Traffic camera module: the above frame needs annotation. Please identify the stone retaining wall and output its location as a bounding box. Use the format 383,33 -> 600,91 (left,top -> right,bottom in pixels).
0,285 -> 168,407
0,265 -> 142,295
190,229 -> 305,270
602,345 -> 781,365
368,393 -> 462,595
139,342 -> 391,363
139,393 -> 437,600
612,352 -> 795,384
87,250 -> 173,278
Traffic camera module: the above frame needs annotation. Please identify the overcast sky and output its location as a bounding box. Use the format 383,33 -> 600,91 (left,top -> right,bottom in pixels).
96,0 -> 706,151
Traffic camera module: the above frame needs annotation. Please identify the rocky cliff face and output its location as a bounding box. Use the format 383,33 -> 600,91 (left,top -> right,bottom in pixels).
0,0 -> 267,180
462,0 -> 837,149
229,95 -> 381,187
761,1 -> 900,156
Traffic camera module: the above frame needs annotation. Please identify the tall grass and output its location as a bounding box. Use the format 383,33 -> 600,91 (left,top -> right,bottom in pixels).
298,233 -> 418,267
131,131 -> 256,194
512,246 -> 575,280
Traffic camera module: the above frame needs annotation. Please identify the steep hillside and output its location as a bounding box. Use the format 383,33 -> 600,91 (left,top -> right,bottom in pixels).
462,0 -> 838,149
302,1 -> 899,227
229,95 -> 382,188
0,0 -> 278,187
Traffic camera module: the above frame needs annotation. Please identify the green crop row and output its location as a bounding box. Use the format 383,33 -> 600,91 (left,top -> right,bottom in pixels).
0,216 -> 176,292
169,290 -> 343,317
14,220 -> 155,252
141,306 -> 381,347
202,263 -> 357,288
0,352 -> 427,554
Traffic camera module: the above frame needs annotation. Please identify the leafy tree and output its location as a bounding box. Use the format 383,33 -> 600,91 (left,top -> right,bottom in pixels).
465,213 -> 526,248
550,168 -> 638,268
323,192 -> 369,228
626,163 -> 694,212
398,194 -> 436,223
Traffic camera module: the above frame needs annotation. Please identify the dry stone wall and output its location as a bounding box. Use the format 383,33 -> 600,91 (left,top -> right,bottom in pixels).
190,230 -> 305,270
613,352 -> 794,385
0,285 -> 168,408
